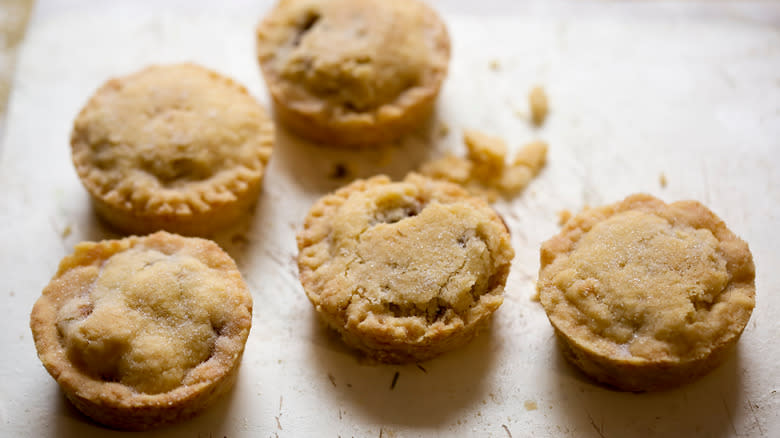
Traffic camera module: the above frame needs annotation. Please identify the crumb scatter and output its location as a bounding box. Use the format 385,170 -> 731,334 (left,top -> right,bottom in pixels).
557,209 -> 572,226
419,130 -> 548,202
437,121 -> 450,138
529,85 -> 548,126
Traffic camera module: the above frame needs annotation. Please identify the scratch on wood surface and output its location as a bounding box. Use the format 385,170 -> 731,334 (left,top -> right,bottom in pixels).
586,410 -> 605,438
747,398 -> 765,436
502,424 -> 513,437
722,396 -> 736,435
279,395 -> 283,412
338,408 -> 342,420
416,363 -> 427,373
328,372 -> 337,387
261,246 -> 292,273
275,416 -> 283,430
718,68 -> 736,88
390,371 -> 400,390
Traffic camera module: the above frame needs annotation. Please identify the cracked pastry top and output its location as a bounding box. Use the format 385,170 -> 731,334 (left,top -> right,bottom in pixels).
71,63 -> 274,236
297,174 -> 514,362
256,0 -> 450,146
537,194 -> 755,391
30,231 -> 253,430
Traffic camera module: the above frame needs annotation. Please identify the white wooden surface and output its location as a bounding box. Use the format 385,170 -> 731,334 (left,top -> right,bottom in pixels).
1,1 -> 778,436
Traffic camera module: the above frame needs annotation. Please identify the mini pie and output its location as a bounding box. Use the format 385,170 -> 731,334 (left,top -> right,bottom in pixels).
537,194 -> 755,391
256,0 -> 450,146
297,174 -> 514,363
71,63 -> 274,236
30,231 -> 253,430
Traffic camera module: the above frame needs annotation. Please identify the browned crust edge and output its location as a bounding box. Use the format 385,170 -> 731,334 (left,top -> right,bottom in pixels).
89,179 -> 263,236
269,90 -> 438,147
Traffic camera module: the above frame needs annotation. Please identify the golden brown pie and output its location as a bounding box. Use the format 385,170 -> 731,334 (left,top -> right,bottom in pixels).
256,0 -> 450,146
30,231 -> 253,429
537,194 -> 755,391
71,63 -> 274,236
297,174 -> 514,362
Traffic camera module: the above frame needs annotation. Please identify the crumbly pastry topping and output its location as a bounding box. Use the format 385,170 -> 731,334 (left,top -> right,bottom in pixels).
71,63 -> 273,217
539,194 -> 755,363
528,85 -> 548,126
34,232 -> 252,395
557,209 -> 573,226
257,0 -> 449,119
297,174 -> 514,350
420,129 -> 547,202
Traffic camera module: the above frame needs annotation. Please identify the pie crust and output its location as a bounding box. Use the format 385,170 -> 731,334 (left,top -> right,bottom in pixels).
71,63 -> 274,236
256,0 -> 450,146
537,194 -> 755,391
297,174 -> 514,362
30,231 -> 253,429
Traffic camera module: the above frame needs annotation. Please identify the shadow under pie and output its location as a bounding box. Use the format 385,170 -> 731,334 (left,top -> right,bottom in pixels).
306,312 -> 502,428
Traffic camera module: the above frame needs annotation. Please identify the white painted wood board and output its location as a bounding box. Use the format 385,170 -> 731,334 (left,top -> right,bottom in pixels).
1,1 -> 778,436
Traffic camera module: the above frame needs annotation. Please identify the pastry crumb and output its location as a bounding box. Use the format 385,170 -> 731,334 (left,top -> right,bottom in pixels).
437,120 -> 450,138
659,173 -> 668,188
524,400 -> 538,411
419,154 -> 471,184
419,130 -> 547,202
529,85 -> 548,126
329,162 -> 351,180
61,224 -> 72,238
489,59 -> 501,71
464,129 -> 508,174
557,209 -> 572,226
